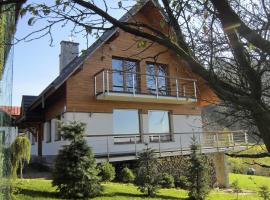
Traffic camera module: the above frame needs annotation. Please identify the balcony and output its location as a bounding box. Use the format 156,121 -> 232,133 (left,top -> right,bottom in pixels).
94,69 -> 198,104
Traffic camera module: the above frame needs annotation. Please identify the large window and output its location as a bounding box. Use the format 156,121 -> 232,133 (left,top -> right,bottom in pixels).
46,121 -> 51,143
113,109 -> 140,143
54,116 -> 61,141
148,110 -> 170,133
112,58 -> 139,93
146,63 -> 168,95
148,110 -> 171,142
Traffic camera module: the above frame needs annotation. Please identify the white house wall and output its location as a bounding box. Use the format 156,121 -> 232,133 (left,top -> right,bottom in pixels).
36,112 -> 203,157
0,126 -> 17,146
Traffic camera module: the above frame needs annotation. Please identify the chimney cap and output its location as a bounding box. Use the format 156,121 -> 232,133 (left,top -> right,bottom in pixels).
60,40 -> 79,45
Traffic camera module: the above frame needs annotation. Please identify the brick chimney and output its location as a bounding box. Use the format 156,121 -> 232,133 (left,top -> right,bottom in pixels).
59,41 -> 79,73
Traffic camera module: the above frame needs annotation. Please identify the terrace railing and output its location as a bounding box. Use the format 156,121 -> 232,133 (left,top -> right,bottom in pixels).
94,69 -> 198,100
84,130 -> 248,160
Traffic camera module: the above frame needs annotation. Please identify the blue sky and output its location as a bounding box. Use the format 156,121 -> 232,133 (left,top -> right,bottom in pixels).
13,0 -> 132,106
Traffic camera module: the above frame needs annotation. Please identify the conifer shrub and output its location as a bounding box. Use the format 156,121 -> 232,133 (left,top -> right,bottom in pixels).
52,121 -> 102,199
99,161 -> 115,182
120,166 -> 135,183
135,147 -> 160,196
160,173 -> 175,188
187,136 -> 210,200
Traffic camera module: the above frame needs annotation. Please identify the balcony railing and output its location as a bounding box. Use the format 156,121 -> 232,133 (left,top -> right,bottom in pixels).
94,69 -> 198,103
84,130 -> 248,160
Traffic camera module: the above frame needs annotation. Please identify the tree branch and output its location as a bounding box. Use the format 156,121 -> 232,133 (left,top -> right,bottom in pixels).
226,152 -> 270,158
210,0 -> 270,54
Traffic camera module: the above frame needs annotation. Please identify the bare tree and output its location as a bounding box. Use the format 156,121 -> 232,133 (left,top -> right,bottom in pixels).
17,0 -> 270,157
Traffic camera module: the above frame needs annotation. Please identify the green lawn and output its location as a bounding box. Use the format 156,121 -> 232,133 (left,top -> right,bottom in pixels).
13,173 -> 269,200
229,173 -> 270,191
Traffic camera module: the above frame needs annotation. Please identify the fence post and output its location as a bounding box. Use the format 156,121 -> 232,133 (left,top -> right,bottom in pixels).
132,74 -> 135,96
193,81 -> 197,99
135,135 -> 137,157
179,134 -> 183,155
106,70 -> 109,94
244,131 -> 248,148
155,77 -> 159,98
158,135 -> 161,157
102,71 -> 105,94
215,133 -> 219,151
94,76 -> 97,95
176,79 -> 179,99
106,136 -> 110,161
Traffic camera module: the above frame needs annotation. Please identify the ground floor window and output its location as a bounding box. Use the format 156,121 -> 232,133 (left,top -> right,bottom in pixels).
54,116 -> 61,141
45,121 -> 51,143
113,109 -> 140,143
148,110 -> 171,142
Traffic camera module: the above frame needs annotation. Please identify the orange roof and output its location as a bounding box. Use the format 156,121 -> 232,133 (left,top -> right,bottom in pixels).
0,106 -> 21,116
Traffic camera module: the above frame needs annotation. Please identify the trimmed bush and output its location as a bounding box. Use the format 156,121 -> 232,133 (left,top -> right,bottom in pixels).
160,173 -> 175,188
120,167 -> 135,183
99,161 -> 115,182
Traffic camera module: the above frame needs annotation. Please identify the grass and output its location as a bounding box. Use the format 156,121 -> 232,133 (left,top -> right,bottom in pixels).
229,173 -> 270,191
12,173 -> 269,200
227,145 -> 270,176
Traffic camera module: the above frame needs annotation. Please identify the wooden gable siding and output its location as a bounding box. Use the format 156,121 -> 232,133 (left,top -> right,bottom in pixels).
44,84 -> 66,121
65,5 -> 217,115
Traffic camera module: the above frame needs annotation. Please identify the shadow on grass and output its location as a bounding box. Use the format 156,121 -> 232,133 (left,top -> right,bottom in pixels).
18,189 -> 60,199
102,192 -> 187,200
18,189 -> 188,200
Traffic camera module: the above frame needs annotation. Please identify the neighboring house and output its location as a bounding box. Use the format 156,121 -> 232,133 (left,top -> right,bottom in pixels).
0,106 -> 20,146
17,0 -> 248,187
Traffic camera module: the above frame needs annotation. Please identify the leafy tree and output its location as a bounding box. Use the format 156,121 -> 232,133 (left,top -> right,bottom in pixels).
120,166 -> 135,183
99,161 -> 115,182
10,135 -> 30,179
187,136 -> 210,200
52,121 -> 102,199
135,147 -> 160,197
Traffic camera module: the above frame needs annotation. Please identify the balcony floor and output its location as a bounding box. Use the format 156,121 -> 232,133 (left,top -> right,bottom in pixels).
96,92 -> 197,104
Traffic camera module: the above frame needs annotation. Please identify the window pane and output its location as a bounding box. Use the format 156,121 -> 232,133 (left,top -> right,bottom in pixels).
125,60 -> 137,92
112,58 -> 138,93
148,111 -> 170,133
112,59 -> 124,91
113,109 -> 139,134
157,65 -> 168,95
146,63 -> 156,94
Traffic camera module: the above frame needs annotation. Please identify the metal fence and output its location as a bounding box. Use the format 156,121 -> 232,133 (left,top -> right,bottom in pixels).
84,130 -> 248,159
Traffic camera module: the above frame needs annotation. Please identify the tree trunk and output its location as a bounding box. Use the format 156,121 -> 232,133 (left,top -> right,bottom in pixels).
252,109 -> 270,153
20,160 -> 23,179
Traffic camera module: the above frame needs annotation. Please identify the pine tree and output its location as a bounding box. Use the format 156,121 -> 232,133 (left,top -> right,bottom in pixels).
52,121 -> 102,199
187,135 -> 210,200
135,147 -> 160,196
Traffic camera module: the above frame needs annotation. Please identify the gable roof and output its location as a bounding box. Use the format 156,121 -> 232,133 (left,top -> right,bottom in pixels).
17,95 -> 44,123
29,0 -> 164,110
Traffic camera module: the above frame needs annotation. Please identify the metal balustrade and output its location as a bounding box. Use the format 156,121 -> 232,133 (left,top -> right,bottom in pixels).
93,69 -> 198,102
84,130 -> 248,160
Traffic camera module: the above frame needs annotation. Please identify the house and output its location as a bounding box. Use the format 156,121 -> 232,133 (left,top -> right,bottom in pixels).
17,0 -> 248,187
0,106 -> 20,146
